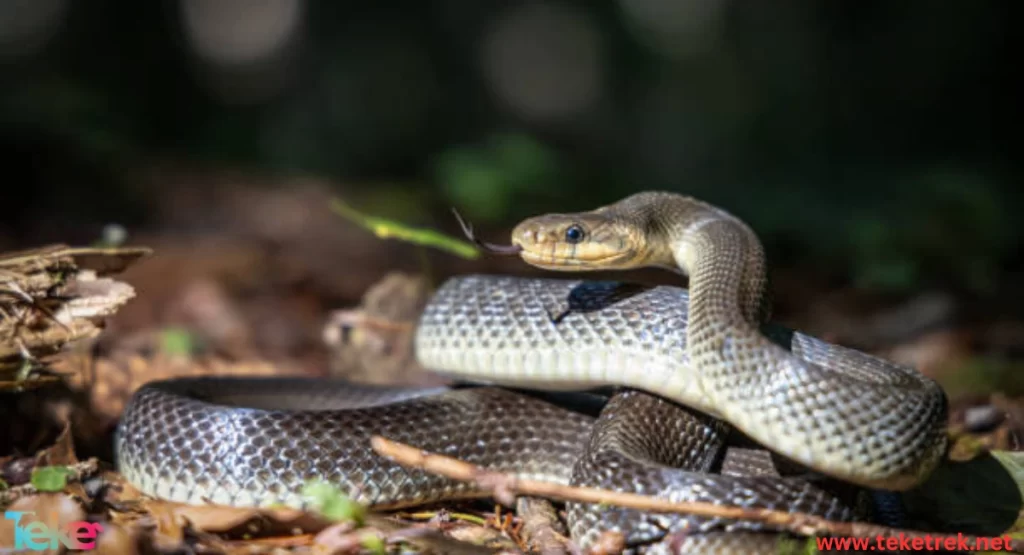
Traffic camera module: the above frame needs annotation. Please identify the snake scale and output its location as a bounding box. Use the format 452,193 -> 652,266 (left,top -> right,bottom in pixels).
116,192 -> 949,553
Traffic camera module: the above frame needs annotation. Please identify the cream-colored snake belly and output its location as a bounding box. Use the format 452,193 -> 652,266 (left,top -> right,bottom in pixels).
116,192 -> 948,553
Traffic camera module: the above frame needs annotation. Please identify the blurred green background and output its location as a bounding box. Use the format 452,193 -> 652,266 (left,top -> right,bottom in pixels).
0,0 -> 1020,297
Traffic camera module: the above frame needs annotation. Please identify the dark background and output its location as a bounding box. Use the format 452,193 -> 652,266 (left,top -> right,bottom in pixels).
1,0 -> 1022,395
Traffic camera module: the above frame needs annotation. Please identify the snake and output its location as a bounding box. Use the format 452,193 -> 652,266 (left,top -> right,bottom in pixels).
115,191 -> 949,553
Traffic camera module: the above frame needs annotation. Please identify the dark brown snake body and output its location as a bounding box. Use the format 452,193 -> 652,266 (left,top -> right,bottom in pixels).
116,193 -> 948,553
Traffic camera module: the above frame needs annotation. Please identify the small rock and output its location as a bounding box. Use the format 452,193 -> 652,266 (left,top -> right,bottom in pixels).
964,404 -> 1004,432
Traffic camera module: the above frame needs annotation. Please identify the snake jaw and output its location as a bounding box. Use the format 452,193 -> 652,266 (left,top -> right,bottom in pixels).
518,249 -> 631,271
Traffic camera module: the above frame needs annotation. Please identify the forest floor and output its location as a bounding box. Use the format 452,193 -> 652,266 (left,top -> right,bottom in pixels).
1,172 -> 1022,554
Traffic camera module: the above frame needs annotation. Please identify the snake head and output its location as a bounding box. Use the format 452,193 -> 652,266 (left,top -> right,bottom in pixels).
510,213 -> 649,271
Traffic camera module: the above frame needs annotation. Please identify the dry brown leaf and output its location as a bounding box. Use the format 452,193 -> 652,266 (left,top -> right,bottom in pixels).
446,521 -> 518,550
311,518 -> 501,555
59,275 -> 139,321
32,423 -> 89,501
220,532 -> 317,551
586,531 -> 626,555
100,470 -> 147,506
62,247 -> 153,276
93,522 -> 140,555
311,521 -> 363,553
60,350 -> 305,424
141,499 -> 188,551
141,500 -> 330,540
1,244 -> 149,376
324,272 -> 440,386
35,423 -> 79,467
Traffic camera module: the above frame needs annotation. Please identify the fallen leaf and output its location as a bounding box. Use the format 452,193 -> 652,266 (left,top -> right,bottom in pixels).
30,466 -> 75,492
63,246 -> 153,276
310,521 -> 361,553
446,521 -> 516,550
302,481 -> 367,524
902,451 -> 1022,538
93,522 -> 140,555
158,327 -> 198,356
360,530 -> 387,554
36,423 -> 79,467
142,499 -> 330,540
100,470 -> 146,505
141,499 -> 187,550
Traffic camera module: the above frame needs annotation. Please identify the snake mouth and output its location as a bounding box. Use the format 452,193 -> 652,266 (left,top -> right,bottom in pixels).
519,249 -> 632,269
477,242 -> 523,256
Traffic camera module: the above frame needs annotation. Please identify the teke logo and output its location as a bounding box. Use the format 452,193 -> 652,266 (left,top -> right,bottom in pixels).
4,510 -> 103,551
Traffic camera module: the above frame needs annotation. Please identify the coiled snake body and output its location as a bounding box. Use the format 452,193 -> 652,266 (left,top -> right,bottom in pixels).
117,192 -> 948,553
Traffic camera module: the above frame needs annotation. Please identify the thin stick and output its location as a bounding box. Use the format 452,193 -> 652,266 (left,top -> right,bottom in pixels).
370,436 -> 1023,553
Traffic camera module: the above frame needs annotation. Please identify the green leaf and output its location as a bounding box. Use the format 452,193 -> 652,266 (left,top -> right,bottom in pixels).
433,134 -> 562,223
781,536 -> 820,554
159,327 -> 196,356
360,532 -> 387,554
301,481 -> 366,525
490,133 -> 560,190
901,451 -> 1022,541
434,146 -> 507,222
986,451 -> 1024,539
330,197 -> 480,260
31,466 -> 74,492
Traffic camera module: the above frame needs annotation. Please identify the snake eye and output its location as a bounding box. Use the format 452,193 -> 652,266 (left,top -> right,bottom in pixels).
564,224 -> 585,244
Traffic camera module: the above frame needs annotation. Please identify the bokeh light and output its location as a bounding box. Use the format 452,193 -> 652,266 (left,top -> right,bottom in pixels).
480,2 -> 605,123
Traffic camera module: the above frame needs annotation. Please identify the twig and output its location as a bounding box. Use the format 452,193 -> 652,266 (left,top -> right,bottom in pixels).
1,281 -> 71,334
370,436 -> 1024,553
515,497 -> 571,555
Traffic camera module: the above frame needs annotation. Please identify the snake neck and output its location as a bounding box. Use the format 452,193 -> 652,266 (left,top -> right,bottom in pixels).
650,197 -> 769,327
